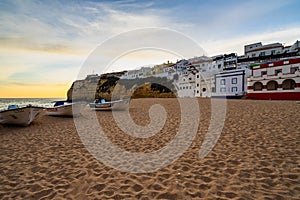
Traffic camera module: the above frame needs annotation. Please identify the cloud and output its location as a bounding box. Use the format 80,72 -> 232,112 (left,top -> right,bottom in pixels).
0,49 -> 84,86
202,26 -> 300,56
0,36 -> 86,55
0,0 -> 171,55
0,0 -> 299,98
9,82 -> 67,87
152,0 -> 300,48
1,0 -> 299,52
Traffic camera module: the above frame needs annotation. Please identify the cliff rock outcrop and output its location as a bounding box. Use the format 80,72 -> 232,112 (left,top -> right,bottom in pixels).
67,74 -> 176,101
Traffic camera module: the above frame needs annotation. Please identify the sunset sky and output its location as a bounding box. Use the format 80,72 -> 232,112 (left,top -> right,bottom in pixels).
0,0 -> 300,98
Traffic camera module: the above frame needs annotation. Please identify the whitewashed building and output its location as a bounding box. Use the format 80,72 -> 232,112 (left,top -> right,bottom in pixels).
244,42 -> 283,58
282,40 -> 300,55
211,55 -> 224,72
175,68 -> 198,98
192,56 -> 216,97
247,58 -> 300,100
223,53 -> 238,70
194,54 -> 232,97
212,68 -> 250,98
189,56 -> 212,71
173,59 -> 189,76
195,72 -> 215,97
121,67 -> 152,79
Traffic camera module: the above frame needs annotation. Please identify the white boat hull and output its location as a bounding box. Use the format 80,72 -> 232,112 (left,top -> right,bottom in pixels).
46,103 -> 84,116
0,106 -> 44,126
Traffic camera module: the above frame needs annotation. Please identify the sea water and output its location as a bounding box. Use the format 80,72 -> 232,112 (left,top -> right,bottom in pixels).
0,98 -> 65,110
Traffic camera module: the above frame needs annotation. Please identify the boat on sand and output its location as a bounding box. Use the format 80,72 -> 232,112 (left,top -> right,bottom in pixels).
45,101 -> 85,117
89,98 -> 130,111
0,104 -> 44,126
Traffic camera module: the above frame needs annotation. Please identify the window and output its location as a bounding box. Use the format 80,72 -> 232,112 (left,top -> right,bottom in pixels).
252,53 -> 256,57
231,87 -> 238,92
196,83 -> 199,87
196,75 -> 199,78
260,52 -> 265,56
202,88 -> 206,92
232,78 -> 237,84
218,64 -> 221,69
212,87 -> 215,92
220,79 -> 226,85
261,71 -> 267,76
291,67 -> 298,74
197,90 -> 199,93
189,77 -> 192,80
283,61 -> 289,64
275,69 -> 282,76
271,50 -> 276,54
220,88 -> 226,92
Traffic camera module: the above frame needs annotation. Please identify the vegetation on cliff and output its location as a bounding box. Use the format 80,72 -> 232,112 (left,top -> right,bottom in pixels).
67,75 -> 176,101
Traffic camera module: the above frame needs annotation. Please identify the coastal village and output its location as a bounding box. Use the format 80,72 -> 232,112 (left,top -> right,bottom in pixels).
2,0 -> 300,199
71,40 -> 300,100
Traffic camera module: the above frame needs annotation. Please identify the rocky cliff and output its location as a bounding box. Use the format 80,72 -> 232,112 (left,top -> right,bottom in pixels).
67,74 -> 176,101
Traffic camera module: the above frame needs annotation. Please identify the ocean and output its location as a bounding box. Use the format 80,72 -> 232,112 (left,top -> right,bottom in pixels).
0,98 -> 65,110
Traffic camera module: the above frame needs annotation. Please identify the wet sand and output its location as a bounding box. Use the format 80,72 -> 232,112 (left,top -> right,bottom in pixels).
0,98 -> 299,199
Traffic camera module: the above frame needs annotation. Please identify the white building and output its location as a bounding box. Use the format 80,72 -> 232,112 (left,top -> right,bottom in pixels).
121,67 -> 152,79
188,56 -> 212,71
282,40 -> 300,54
173,59 -> 189,76
244,42 -> 283,58
193,55 -> 228,97
212,69 -> 250,99
176,69 -> 198,98
223,53 -> 238,70
289,40 -> 300,52
247,58 -> 300,100
211,55 -> 224,72
195,72 -> 215,97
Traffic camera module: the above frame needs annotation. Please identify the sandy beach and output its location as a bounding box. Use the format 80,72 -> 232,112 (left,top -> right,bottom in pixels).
0,98 -> 299,199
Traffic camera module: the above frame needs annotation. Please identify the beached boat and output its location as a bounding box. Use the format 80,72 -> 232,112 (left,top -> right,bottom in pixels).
45,101 -> 85,117
89,98 -> 130,111
0,105 -> 44,126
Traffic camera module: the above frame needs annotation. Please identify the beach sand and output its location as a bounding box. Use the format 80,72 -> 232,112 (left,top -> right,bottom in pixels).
0,98 -> 299,199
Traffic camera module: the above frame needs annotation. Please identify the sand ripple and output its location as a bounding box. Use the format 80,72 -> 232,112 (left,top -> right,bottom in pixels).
0,99 -> 299,199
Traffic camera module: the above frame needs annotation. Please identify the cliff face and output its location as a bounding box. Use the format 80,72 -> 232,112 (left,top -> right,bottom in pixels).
67,75 -> 176,101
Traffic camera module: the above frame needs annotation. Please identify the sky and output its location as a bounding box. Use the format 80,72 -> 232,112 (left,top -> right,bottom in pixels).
0,0 -> 300,98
